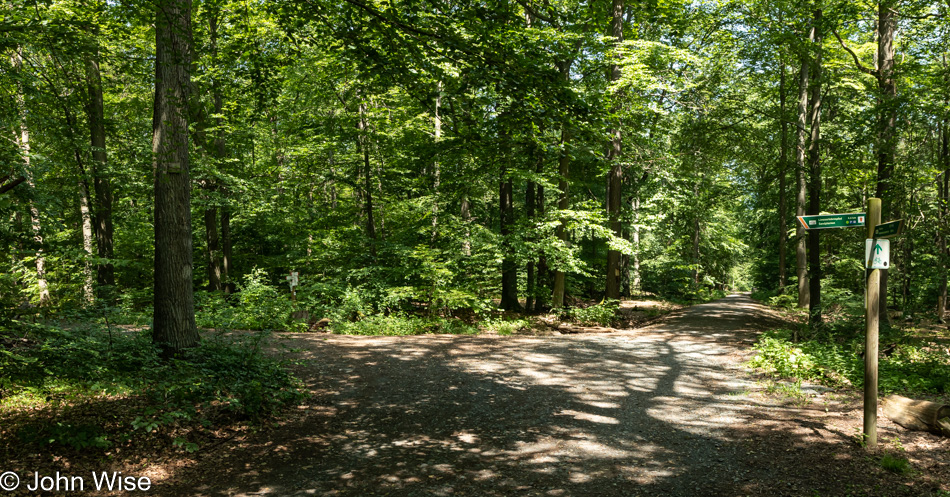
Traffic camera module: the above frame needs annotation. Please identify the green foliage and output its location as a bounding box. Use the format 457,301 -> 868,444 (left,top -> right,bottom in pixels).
331,314 -> 478,336
748,329 -> 950,395
1,321 -> 303,454
18,422 -> 110,451
561,299 -> 620,326
195,269 -> 303,331
879,453 -> 912,475
481,317 -> 531,336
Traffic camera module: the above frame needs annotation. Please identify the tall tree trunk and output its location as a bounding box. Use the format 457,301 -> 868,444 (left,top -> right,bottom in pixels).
204,207 -> 221,291
204,10 -> 225,292
778,53 -> 789,291
221,206 -> 232,294
461,196 -> 472,256
876,0 -> 898,324
499,171 -> 521,311
432,82 -> 441,242
152,0 -> 197,355
86,54 -> 114,293
939,139 -> 949,321
535,156 -> 548,307
552,124 -> 571,309
78,166 -> 95,304
631,196 -> 641,294
807,9 -> 823,329
358,102 -> 377,255
12,48 -> 51,306
796,23 -> 813,309
525,155 -> 538,312
604,0 -> 624,300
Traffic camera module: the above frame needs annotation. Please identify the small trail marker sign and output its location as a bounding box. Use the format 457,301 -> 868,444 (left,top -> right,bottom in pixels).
797,213 -> 865,230
286,271 -> 299,288
865,239 -> 890,269
872,219 -> 903,239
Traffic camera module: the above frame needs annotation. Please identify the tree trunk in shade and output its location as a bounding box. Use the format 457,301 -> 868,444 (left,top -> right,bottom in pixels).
152,0 -> 198,355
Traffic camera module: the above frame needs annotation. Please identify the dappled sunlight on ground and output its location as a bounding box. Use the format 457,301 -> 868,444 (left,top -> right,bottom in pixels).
157,295 -> 948,496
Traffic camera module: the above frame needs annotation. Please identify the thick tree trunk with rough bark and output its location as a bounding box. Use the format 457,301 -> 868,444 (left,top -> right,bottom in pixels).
152,0 -> 198,355
604,0 -> 624,300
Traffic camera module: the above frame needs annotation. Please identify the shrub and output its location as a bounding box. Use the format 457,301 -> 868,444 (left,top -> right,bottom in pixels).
562,299 -> 620,326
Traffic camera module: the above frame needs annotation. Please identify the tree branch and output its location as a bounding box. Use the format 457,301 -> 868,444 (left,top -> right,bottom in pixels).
0,176 -> 26,195
832,29 -> 876,76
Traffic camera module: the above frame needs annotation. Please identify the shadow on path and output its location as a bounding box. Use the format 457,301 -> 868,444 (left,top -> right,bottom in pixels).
158,294 -> 928,496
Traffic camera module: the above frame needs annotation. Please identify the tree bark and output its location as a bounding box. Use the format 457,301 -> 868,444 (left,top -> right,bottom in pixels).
525,156 -> 537,312
876,0 -> 898,325
604,0 -> 624,300
461,195 -> 472,256
432,82 -> 441,242
12,47 -> 51,306
499,171 -> 521,311
796,22 -> 813,309
152,0 -> 198,355
552,124 -> 571,309
85,53 -> 114,292
535,155 -> 548,308
807,9 -> 823,329
203,11 -> 224,292
221,206 -> 233,294
939,118 -> 949,322
204,207 -> 221,291
778,52 -> 789,291
78,171 -> 95,304
358,101 -> 377,255
631,196 -> 641,294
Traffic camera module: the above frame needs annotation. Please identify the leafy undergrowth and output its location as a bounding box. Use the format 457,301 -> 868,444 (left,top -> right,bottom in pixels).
747,328 -> 950,395
0,321 -> 304,475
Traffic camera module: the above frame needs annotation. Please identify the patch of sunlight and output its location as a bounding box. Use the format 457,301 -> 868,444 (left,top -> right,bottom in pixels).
454,431 -> 479,444
559,409 -> 620,425
568,472 -> 592,483
582,400 -> 621,409
522,353 -> 559,364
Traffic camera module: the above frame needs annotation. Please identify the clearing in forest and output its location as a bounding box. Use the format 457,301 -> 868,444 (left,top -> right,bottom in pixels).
159,294 -> 949,496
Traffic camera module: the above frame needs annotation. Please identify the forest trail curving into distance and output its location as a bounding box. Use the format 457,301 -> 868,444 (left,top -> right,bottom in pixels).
158,294 -> 945,496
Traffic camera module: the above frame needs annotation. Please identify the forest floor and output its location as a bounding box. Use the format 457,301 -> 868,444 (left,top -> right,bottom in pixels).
151,293 -> 950,496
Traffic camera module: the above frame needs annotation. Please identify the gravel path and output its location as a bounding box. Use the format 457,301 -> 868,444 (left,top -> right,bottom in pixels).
162,294 -> 942,496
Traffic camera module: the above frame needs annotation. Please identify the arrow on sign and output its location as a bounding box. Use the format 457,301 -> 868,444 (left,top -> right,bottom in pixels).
875,244 -> 884,254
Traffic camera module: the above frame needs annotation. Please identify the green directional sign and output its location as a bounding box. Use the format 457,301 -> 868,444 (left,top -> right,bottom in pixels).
797,213 -> 866,230
872,219 -> 903,238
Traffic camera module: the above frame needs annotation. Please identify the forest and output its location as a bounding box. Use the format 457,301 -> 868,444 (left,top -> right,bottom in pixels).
2,0 -> 950,494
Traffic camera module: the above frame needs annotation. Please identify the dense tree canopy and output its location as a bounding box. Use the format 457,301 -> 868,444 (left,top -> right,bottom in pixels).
2,0 -> 950,343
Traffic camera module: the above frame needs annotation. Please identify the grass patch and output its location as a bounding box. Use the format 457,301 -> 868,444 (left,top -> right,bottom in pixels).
879,452 -> 912,475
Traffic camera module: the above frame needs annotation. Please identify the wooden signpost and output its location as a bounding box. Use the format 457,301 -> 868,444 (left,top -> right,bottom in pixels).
797,202 -> 905,448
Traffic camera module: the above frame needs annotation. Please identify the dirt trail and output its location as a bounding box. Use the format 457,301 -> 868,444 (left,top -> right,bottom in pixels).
161,294 -> 948,496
